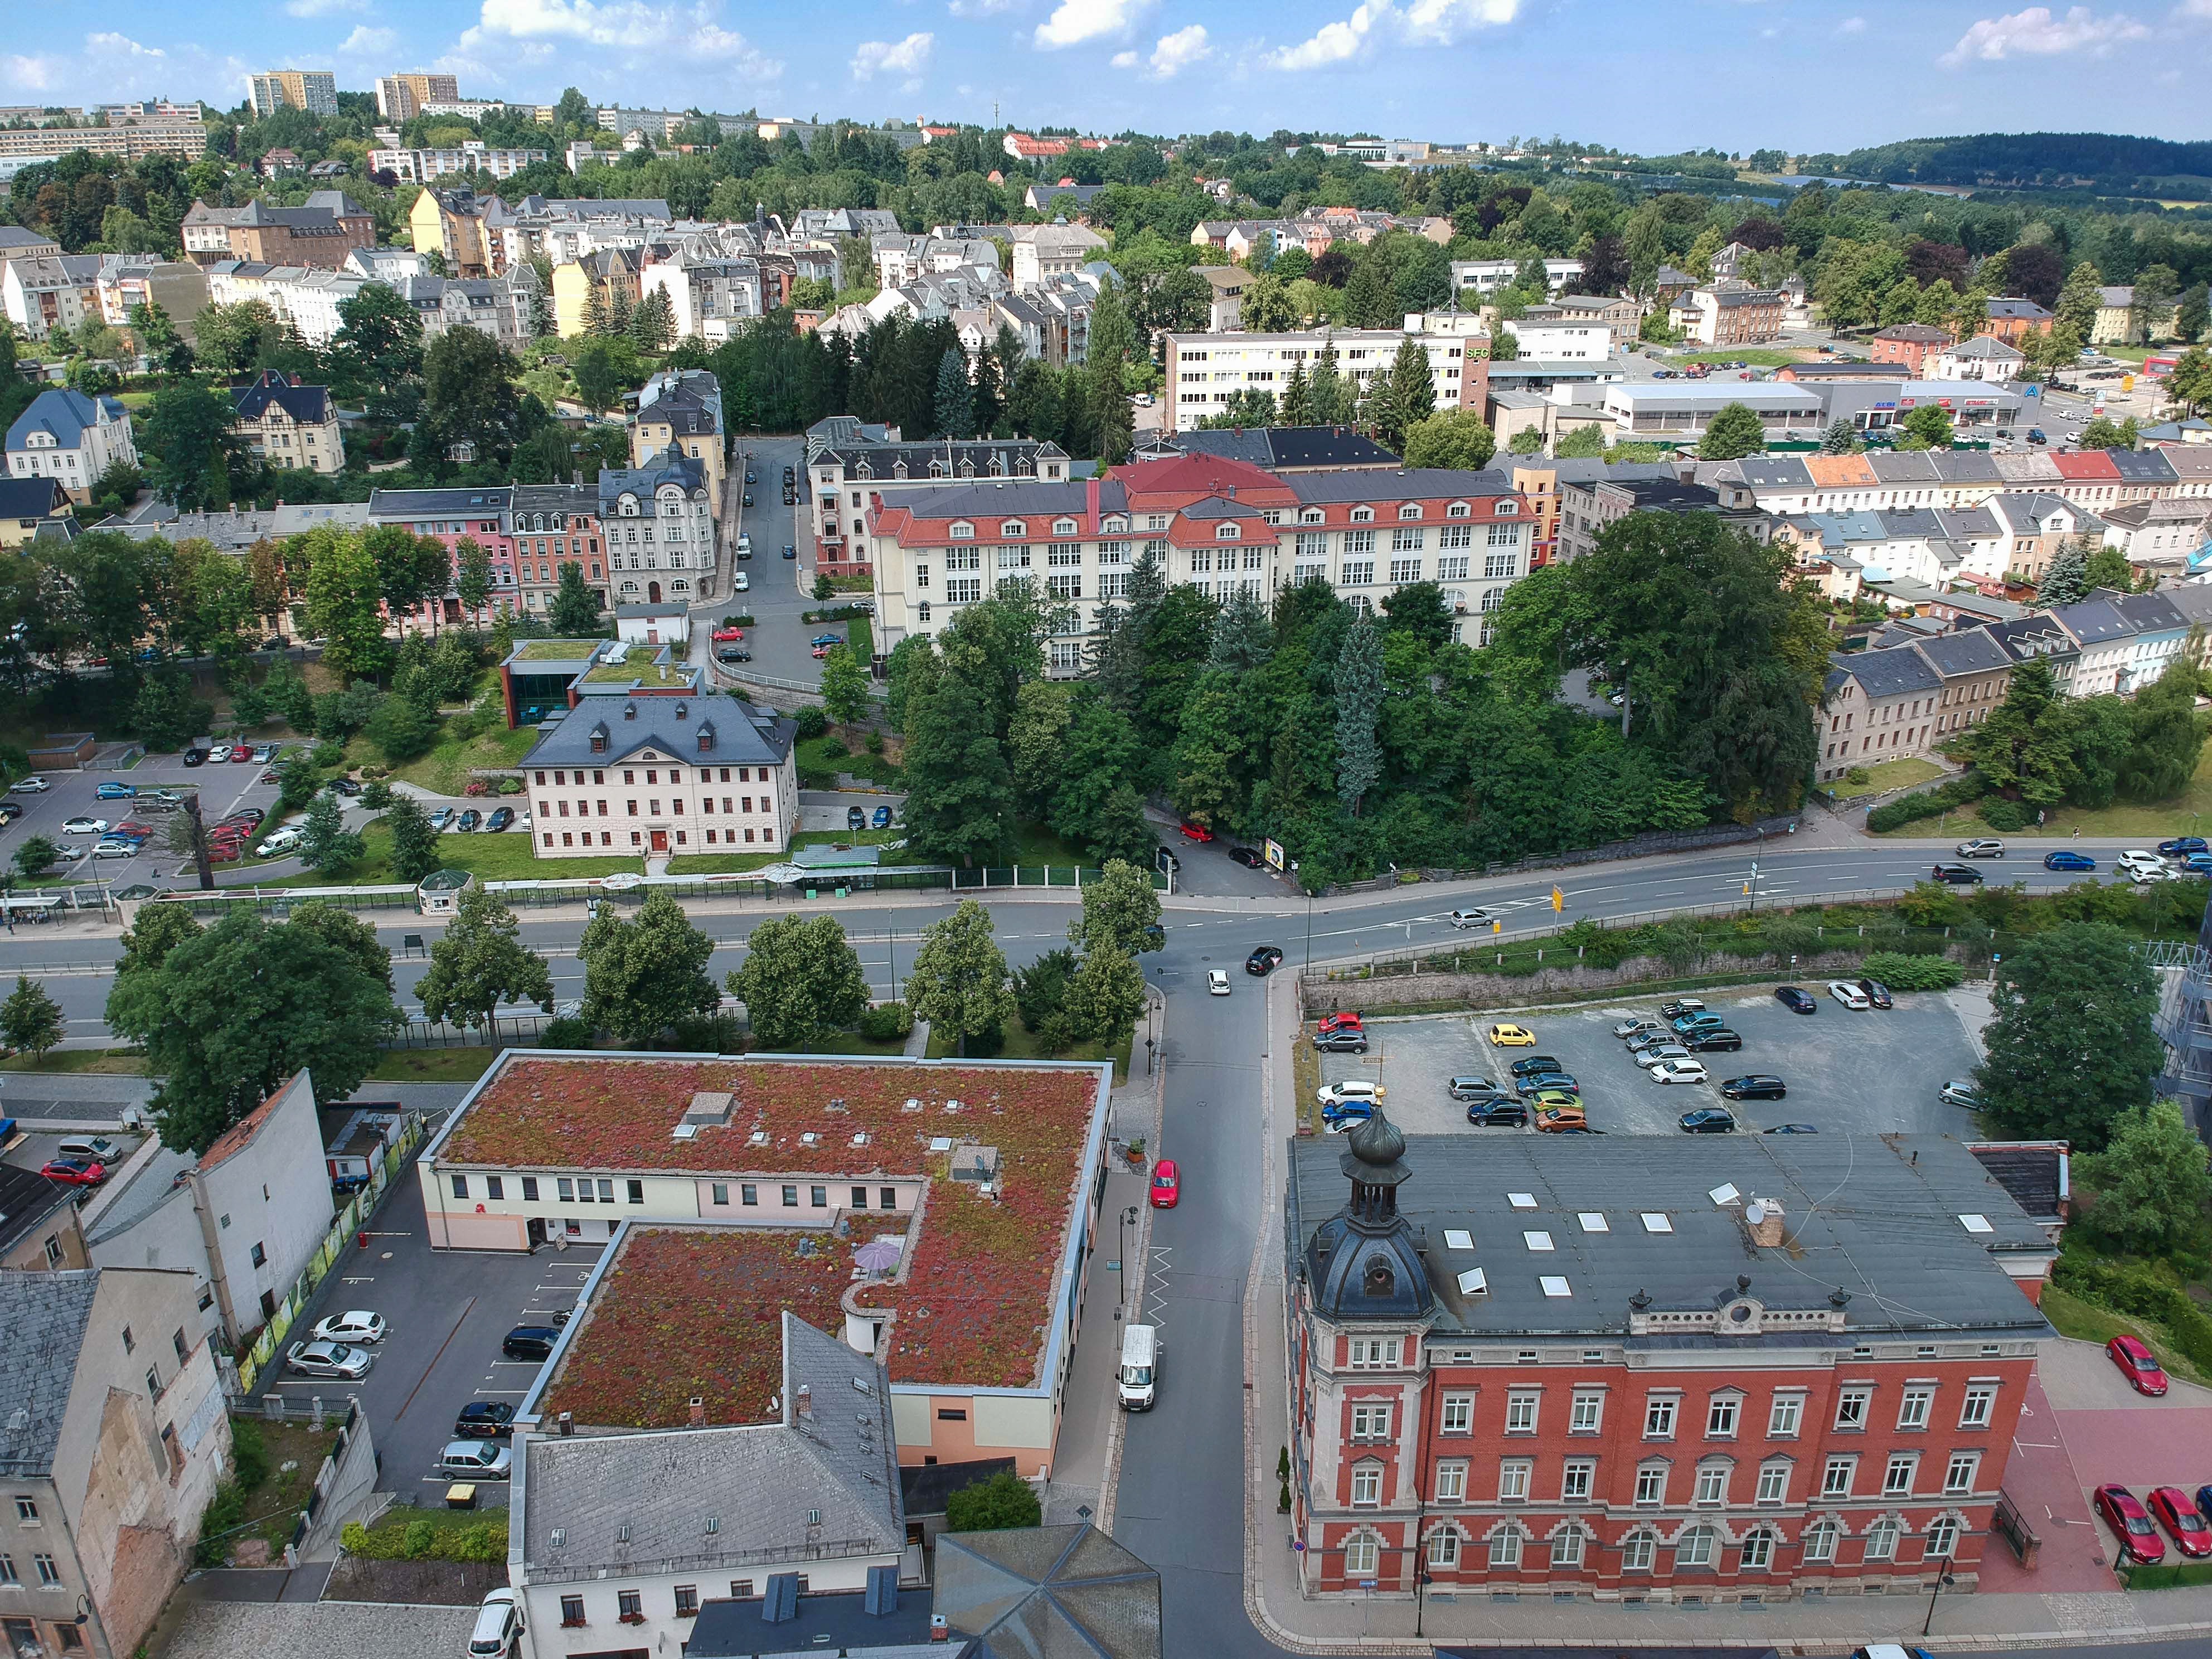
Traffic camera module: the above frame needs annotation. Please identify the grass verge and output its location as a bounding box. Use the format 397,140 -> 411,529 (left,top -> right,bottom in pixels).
925,1020 -> 1133,1084
2122,1561 -> 2212,1589
1676,348 -> 1805,367
258,819 -> 640,886
666,827 -> 911,876
1826,757 -> 1945,802
0,1047 -> 149,1074
2041,1285 -> 2212,1388
365,1047 -> 505,1083
1871,744 -> 2212,839
381,721 -> 539,796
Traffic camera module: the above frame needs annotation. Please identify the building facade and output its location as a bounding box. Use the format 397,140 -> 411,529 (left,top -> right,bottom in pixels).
6,389 -> 138,503
631,368 -> 726,514
374,72 -> 460,122
247,71 -> 337,118
1667,283 -> 1788,347
366,485 -> 520,626
509,483 -> 607,615
230,371 -> 343,473
1161,329 -> 1477,433
181,193 -> 373,269
600,448 -> 717,607
1869,324 -> 1952,377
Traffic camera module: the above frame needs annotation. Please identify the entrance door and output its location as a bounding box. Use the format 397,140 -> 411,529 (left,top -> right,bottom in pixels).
527,1217 -> 546,1248
650,830 -> 668,853
648,580 -> 662,603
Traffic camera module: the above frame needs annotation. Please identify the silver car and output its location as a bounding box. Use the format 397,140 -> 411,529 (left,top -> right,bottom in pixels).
1613,1017 -> 1661,1040
1634,1044 -> 1692,1070
439,1440 -> 514,1481
287,1339 -> 372,1379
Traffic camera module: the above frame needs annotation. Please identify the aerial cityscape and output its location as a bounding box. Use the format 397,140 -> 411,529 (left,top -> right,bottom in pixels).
6,7 -> 2212,1658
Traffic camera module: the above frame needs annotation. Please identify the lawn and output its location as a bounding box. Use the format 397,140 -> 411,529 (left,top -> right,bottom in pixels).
0,1047 -> 148,1074
926,1018 -> 1134,1083
1675,348 -> 1806,368
1877,745 -> 2212,839
2042,1284 -> 2212,1388
355,721 -> 539,797
366,1046 -> 505,1083
1826,756 -> 1946,802
666,827 -> 912,876
258,818 -> 640,886
794,735 -> 901,789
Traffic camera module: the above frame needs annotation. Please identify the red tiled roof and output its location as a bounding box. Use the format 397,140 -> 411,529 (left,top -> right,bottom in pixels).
2050,452 -> 2122,481
199,1073 -> 298,1172
1117,454 -> 1295,509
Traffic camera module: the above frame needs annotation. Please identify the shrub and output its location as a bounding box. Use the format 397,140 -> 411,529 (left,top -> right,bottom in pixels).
196,1479 -> 248,1565
818,739 -> 848,760
1978,798 -> 2029,832
541,1016 -> 594,1049
2052,1254 -> 2212,1376
1860,950 -> 1966,991
497,777 -> 524,795
668,1012 -> 745,1054
1845,766 -> 1871,784
866,732 -> 886,755
229,1415 -> 270,1490
361,781 -> 394,810
1866,772 -> 1987,833
312,741 -> 347,769
858,1001 -> 914,1041
404,1518 -> 436,1559
945,1469 -> 1042,1531
794,706 -> 829,739
462,779 -> 489,797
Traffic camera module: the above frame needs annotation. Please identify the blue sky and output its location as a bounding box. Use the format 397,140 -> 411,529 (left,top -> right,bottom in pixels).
6,1 -> 2210,155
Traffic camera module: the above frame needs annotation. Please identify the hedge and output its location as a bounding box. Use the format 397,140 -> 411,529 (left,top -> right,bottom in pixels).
341,1515 -> 508,1561
1865,773 -> 1988,833
1859,951 -> 1966,991
2050,1254 -> 2212,1376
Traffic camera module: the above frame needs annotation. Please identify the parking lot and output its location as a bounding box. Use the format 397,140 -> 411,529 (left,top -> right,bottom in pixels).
3,744 -> 292,888
1314,981 -> 1984,1139
268,1176 -> 604,1509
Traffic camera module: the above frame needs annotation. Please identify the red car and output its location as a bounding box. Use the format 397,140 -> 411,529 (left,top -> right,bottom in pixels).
712,627 -> 744,641
2095,1485 -> 2167,1565
41,1159 -> 106,1186
1148,1158 -> 1180,1209
1316,1012 -> 1365,1036
2149,1487 -> 2212,1558
2108,1335 -> 2169,1396
1177,821 -> 1215,843
231,744 -> 256,761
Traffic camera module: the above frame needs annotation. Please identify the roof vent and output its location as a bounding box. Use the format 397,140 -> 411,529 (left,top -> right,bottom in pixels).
801,1131 -> 818,1146
673,1124 -> 698,1141
851,1132 -> 870,1147
748,1130 -> 770,1146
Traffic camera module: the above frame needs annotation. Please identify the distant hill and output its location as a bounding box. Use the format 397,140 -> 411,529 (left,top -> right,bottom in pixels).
1797,132 -> 2212,197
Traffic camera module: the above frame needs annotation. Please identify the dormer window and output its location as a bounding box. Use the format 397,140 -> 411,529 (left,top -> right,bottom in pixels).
1350,507 -> 1374,523
929,460 -> 947,478
589,725 -> 608,753
1216,522 -> 1241,540
696,722 -> 715,753
1399,504 -> 1422,520
1001,520 -> 1027,537
949,520 -> 974,539
1496,499 -> 1519,515
1053,517 -> 1079,536
1301,507 -> 1324,524
1447,501 -> 1471,518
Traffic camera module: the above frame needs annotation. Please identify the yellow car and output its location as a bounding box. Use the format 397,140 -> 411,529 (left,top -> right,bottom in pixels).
1488,1023 -> 1537,1047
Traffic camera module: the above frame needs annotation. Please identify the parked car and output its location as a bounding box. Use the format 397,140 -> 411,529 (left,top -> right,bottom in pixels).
848,806 -> 867,831
2150,1487 -> 2212,1558
1634,1044 -> 1692,1069
1720,1075 -> 1788,1100
57,1136 -> 123,1165
181,749 -> 207,768
1148,1159 -> 1180,1209
1684,1029 -> 1743,1052
1323,1102 -> 1375,1133
1534,1103 -> 1589,1132
716,646 -> 753,662
0,802 -> 18,824
1206,968 -> 1231,995
1613,1017 -> 1662,1040
231,744 -> 255,763
1671,1012 -> 1727,1034
1627,1029 -> 1679,1053
255,828 -> 305,857
809,633 -> 843,649
1466,1097 -> 1527,1127
9,776 -> 50,792
1317,1080 -> 1384,1109
327,777 -> 362,797
811,644 -> 833,659
1178,821 -> 1215,842
487,807 -> 515,832
1487,1023 -> 1536,1047
2108,1334 -> 2169,1397
2095,1485 -> 2167,1565
1228,846 -> 1265,869
1508,1055 -> 1565,1078
1939,1079 -> 1982,1109
871,805 -> 892,829
61,817 -> 109,836
40,1159 -> 106,1186
1679,1107 -> 1736,1134
1856,977 -> 1894,1009
439,1441 -> 514,1481
1246,945 -> 1284,976
1317,1012 -> 1364,1036
1774,986 -> 1818,1013
458,809 -> 482,832
1827,979 -> 1871,1010
1657,1000 -> 1705,1020
2157,837 -> 2209,857
712,626 -> 744,642
1763,1123 -> 1820,1134
1930,863 -> 1985,885
1955,838 -> 2006,858
207,745 -> 233,764
1447,1074 -> 1498,1099
287,1340 -> 372,1379
2118,850 -> 2166,878
2126,862 -> 2176,885
1515,1073 -> 1577,1098
2044,850 -> 2097,871
310,1311 -> 389,1346
1526,1088 -> 1580,1114
94,782 -> 135,799
501,1327 -> 559,1361
454,1401 -> 516,1439
1314,1029 -> 1369,1053
430,807 -> 455,831
1648,1059 -> 1709,1085
90,840 -> 137,859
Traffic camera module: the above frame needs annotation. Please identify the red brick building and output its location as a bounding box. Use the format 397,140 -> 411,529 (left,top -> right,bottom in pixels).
1869,323 -> 1954,377
1286,1119 -> 2055,1604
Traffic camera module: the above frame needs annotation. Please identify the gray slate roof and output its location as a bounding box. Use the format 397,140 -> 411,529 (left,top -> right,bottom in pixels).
522,700 -> 790,770
1831,643 -> 1943,699
934,1524 -> 1161,1659
0,1272 -> 101,1477
6,388 -> 125,454
2053,598 -> 2131,647
2113,590 -> 2190,634
1137,425 -> 1398,470
1914,628 -> 2013,677
1286,1132 -> 2054,1343
522,1313 -> 901,1574
1285,468 -> 1515,505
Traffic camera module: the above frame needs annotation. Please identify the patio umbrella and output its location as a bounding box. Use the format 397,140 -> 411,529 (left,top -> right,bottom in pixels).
854,1237 -> 903,1273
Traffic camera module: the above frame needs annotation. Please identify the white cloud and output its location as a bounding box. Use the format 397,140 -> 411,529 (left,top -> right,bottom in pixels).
851,30 -> 934,81
1263,0 -> 1516,69
1146,22 -> 1211,74
85,32 -> 166,59
1939,4 -> 2148,64
1110,47 -> 1138,65
459,0 -> 781,74
1835,13 -> 1867,30
1033,0 -> 1152,49
2176,0 -> 2212,18
2,55 -> 56,91
948,0 -> 1022,13
284,0 -> 367,16
338,25 -> 399,53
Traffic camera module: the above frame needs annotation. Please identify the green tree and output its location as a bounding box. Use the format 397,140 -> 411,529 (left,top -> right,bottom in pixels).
116,904 -> 202,979
901,676 -> 1015,866
0,975 -> 65,1059
2167,345 -> 2212,416
1063,939 -> 1146,1044
1400,410 -> 1496,470
550,562 -> 603,636
2037,539 -> 2091,606
569,336 -> 636,416
132,673 -> 211,753
727,914 -> 870,1050
819,643 -> 871,728
1279,361 -> 1312,425
332,283 -> 425,413
1961,659 -> 2085,808
1898,403 -> 1953,450
12,836 -> 59,877
1975,921 -> 2161,1150
1696,402 -> 1768,460
142,380 -> 249,512
421,327 -> 522,465
298,792 -> 364,875
904,899 -> 1015,1053
2119,657 -> 2205,800
1819,418 -> 1862,455
629,285 -> 675,352
2078,415 -> 2136,451
1006,680 -> 1074,821
2074,1099 -> 2212,1257
2083,545 -> 2136,593
933,347 -> 974,439
415,886 -> 554,1036
105,908 -> 402,1152
382,794 -> 444,885
1377,337 -> 1434,452
303,531 -> 394,683
1333,611 -> 1383,815
2177,287 -> 2210,347
1068,858 -> 1162,957
945,1468 -> 1042,1531
579,889 -> 721,1045
366,694 -> 441,762
2055,260 -> 2104,340
454,536 -> 494,628
1508,426 -> 1546,455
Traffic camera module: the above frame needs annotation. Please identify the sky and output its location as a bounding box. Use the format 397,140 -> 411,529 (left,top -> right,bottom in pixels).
4,0 -> 2211,157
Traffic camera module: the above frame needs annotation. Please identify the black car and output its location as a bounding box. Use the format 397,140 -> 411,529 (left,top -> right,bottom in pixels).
1773,986 -> 1817,1014
717,646 -> 753,662
1684,1029 -> 1743,1052
1466,1097 -> 1527,1127
1720,1075 -> 1788,1100
1228,846 -> 1266,869
742,493 -> 754,507
454,1400 -> 516,1439
1763,1123 -> 1820,1134
1855,977 -> 1893,1010
182,748 -> 207,768
1246,945 -> 1284,975
1679,1107 -> 1736,1134
326,776 -> 363,797
501,1326 -> 559,1361
1508,1055 -> 1564,1078
848,806 -> 867,830
1931,862 -> 1985,885
458,808 -> 482,832
1314,1029 -> 1369,1053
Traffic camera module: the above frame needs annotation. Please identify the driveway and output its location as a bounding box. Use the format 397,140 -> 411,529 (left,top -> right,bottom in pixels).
701,434 -> 826,690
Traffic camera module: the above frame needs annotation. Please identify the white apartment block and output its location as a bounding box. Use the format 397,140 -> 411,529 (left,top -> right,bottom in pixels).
1451,258 -> 1581,297
1160,329 -> 1477,433
370,144 -> 550,182
1496,308 -> 1612,361
641,248 -> 764,340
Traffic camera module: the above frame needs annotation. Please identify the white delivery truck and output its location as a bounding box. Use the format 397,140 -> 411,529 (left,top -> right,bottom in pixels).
1118,1323 -> 1159,1411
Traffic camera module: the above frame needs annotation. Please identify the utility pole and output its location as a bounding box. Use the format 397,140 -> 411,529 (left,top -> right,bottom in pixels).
182,793 -> 215,890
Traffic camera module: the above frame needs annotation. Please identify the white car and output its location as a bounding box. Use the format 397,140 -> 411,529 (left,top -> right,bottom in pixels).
1207,968 -> 1231,995
1827,980 -> 1871,1010
468,1588 -> 521,1659
286,1339 -> 372,1379
2119,850 -> 2165,875
1649,1059 -> 1709,1085
311,1311 -> 388,1346
1634,1044 -> 1692,1069
439,1440 -> 514,1481
207,744 -> 233,763
1317,1080 -> 1384,1108
734,571 -> 750,591
1447,908 -> 1489,928
256,827 -> 305,856
2127,862 -> 2175,885
62,817 -> 110,836
9,776 -> 49,793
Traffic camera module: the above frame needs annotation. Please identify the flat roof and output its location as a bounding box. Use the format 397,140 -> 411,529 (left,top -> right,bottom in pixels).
580,645 -> 680,684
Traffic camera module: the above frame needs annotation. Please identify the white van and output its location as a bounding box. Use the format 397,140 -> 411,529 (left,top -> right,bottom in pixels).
1118,1323 -> 1159,1411
467,1587 -> 522,1657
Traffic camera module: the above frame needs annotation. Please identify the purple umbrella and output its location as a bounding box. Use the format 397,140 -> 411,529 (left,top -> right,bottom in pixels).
854,1238 -> 903,1273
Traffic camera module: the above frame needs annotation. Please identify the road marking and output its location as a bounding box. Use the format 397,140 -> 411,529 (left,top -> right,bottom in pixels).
395,1294 -> 477,1422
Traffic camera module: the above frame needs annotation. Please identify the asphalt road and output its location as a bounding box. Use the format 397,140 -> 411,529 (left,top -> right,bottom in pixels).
698,434 -> 826,689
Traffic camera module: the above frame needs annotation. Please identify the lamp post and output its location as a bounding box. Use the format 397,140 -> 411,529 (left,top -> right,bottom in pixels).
1145,1035 -> 1156,1076
1117,1205 -> 1138,1309
1921,1568 -> 1956,1636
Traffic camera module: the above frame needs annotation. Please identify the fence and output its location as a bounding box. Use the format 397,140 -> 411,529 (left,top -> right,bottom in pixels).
234,1111 -> 428,1398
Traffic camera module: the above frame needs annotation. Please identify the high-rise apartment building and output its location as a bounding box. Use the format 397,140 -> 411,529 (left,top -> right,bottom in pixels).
248,70 -> 338,118
373,72 -> 459,122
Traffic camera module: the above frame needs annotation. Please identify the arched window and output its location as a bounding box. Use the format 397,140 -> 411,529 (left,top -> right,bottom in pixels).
1863,1517 -> 1900,1561
618,580 -> 639,595
1343,1532 -> 1379,1575
1486,1526 -> 1523,1569
1925,1515 -> 1961,1559
1425,1527 -> 1460,1569
1621,1530 -> 1657,1572
1740,1527 -> 1775,1570
1675,1525 -> 1716,1568
1802,1519 -> 1839,1563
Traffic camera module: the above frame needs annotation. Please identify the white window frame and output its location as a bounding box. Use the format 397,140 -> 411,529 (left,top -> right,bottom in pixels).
1498,1459 -> 1531,1501
1675,1525 -> 1716,1568
1435,1461 -> 1467,1502
1883,1452 -> 1918,1496
1755,1461 -> 1789,1504
1350,1462 -> 1382,1506
1560,1458 -> 1594,1501
1439,1394 -> 1473,1435
1693,1462 -> 1729,1505
1768,1393 -> 1803,1438
1959,1384 -> 1996,1429
1569,1390 -> 1603,1434
1944,1451 -> 1979,1495
1898,1386 -> 1934,1431
1633,1463 -> 1666,1505
1644,1395 -> 1677,1438
1505,1391 -> 1539,1433
1706,1394 -> 1740,1438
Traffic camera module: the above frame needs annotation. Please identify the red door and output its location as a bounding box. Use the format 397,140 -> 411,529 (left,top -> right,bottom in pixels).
650,830 -> 668,852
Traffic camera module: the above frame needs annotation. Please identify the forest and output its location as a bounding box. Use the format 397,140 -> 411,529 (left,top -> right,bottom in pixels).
1799,132 -> 2212,201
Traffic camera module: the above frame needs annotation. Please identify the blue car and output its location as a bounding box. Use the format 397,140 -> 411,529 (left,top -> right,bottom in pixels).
2188,853 -> 2212,875
2043,850 -> 2097,871
2158,837 -> 2208,857
94,782 -> 136,799
871,805 -> 892,829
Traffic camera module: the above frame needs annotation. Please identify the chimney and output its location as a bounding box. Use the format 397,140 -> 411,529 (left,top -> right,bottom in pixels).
1745,1198 -> 1786,1248
931,1615 -> 952,1642
795,1384 -> 812,1420
557,1411 -> 573,1437
688,1395 -> 706,1428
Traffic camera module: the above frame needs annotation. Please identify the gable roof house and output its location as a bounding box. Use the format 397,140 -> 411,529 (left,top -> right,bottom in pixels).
231,369 -> 344,473
6,387 -> 139,504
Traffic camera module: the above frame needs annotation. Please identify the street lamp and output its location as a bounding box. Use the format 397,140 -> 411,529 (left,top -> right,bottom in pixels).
1145,1036 -> 1155,1076
1921,1568 -> 1956,1636
1117,1205 -> 1139,1309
